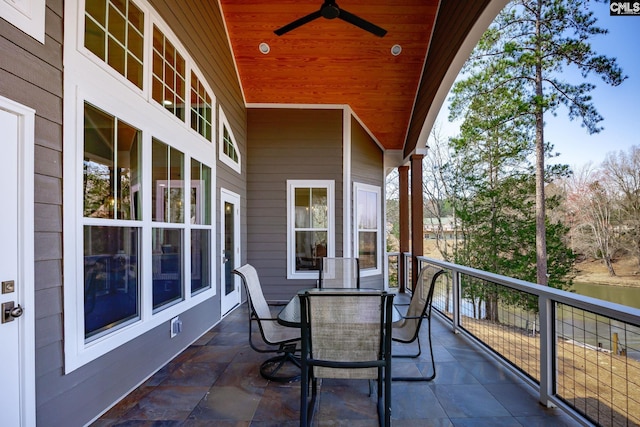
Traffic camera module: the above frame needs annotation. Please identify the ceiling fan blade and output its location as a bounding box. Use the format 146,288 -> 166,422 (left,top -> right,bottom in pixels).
274,10 -> 323,36
338,8 -> 387,37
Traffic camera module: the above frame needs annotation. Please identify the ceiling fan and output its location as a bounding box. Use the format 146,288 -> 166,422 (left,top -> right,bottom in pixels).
274,1 -> 387,37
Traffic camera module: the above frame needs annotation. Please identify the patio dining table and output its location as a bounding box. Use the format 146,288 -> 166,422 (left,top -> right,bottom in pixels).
277,288 -> 402,328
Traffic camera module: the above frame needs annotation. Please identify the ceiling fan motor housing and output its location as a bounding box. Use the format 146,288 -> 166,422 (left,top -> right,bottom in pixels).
321,3 -> 340,19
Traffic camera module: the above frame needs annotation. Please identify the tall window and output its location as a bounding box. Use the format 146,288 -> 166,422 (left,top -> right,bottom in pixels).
354,183 -> 381,274
84,0 -> 144,88
190,159 -> 212,294
152,139 -> 185,310
287,180 -> 334,279
83,102 -> 142,340
152,25 -> 186,120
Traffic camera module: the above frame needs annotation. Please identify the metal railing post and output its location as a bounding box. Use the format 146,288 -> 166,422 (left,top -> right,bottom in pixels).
452,267 -> 461,333
538,294 -> 554,407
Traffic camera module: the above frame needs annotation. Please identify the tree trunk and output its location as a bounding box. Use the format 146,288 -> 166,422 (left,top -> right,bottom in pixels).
534,2 -> 548,286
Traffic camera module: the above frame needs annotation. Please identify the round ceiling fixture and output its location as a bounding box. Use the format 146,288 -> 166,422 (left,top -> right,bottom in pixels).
259,42 -> 270,54
391,44 -> 402,56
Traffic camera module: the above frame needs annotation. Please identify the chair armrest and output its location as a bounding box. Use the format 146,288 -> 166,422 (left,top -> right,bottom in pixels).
399,314 -> 427,320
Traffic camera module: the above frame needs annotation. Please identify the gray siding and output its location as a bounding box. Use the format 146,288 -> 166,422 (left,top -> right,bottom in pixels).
247,108 -> 344,301
0,0 -> 246,425
350,117 -> 385,289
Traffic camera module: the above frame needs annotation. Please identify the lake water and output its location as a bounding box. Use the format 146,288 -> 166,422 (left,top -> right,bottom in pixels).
572,281 -> 640,310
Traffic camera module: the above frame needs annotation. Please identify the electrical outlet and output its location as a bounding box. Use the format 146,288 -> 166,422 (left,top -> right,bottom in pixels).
170,316 -> 182,338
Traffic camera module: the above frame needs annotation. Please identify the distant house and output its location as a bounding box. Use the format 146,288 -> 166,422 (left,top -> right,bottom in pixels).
424,217 -> 459,240
0,1 -> 506,425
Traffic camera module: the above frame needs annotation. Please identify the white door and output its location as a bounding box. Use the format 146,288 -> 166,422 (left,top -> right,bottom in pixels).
220,189 -> 241,315
0,98 -> 35,426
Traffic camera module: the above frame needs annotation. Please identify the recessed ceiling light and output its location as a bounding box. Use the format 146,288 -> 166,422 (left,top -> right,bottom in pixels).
391,44 -> 402,56
259,42 -> 270,54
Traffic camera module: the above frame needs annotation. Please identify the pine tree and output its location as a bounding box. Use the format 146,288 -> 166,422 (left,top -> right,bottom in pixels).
450,0 -> 624,285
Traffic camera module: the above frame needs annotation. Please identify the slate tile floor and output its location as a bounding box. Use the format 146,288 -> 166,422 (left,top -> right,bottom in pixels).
93,303 -> 580,426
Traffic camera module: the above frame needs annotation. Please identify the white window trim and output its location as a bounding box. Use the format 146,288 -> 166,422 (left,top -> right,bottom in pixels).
353,182 -> 382,277
63,0 -> 217,373
287,180 -> 335,279
0,0 -> 45,43
218,106 -> 241,173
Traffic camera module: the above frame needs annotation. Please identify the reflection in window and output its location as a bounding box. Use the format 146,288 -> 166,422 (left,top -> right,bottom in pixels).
84,0 -> 144,88
152,228 -> 183,309
152,25 -> 185,120
191,229 -> 210,294
152,138 -> 184,223
292,184 -> 330,272
84,102 -> 142,220
190,159 -> 211,294
355,184 -> 381,271
190,71 -> 212,140
190,159 -> 211,225
84,226 -> 140,340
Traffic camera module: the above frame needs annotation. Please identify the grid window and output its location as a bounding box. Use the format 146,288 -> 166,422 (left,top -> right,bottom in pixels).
288,180 -> 334,278
85,0 -> 144,88
190,71 -> 212,140
218,107 -> 241,173
152,25 -> 186,120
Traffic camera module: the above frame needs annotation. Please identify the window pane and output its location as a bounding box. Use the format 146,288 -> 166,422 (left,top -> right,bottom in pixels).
84,103 -> 141,220
359,231 -> 377,269
152,228 -> 183,309
84,104 -> 115,219
311,188 -> 328,228
152,139 -> 184,223
295,188 -> 310,228
295,231 -> 327,271
190,159 -> 211,225
86,0 -> 106,26
191,229 -> 210,294
84,225 -> 139,339
116,119 -> 142,220
358,189 -> 377,230
169,147 -> 184,223
108,4 -> 126,44
85,17 -> 106,59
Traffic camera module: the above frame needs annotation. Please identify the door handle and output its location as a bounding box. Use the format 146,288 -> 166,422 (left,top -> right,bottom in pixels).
2,301 -> 24,323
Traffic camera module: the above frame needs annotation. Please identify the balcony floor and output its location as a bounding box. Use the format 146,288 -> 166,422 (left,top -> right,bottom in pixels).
92,302 -> 580,426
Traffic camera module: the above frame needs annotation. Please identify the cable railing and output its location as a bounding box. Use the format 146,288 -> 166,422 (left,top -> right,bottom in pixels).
389,253 -> 640,427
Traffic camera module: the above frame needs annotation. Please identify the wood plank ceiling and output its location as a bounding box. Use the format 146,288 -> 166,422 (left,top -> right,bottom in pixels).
219,0 -> 490,153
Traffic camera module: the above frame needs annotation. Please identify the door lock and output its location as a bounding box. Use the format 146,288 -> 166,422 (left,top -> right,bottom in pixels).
2,301 -> 24,323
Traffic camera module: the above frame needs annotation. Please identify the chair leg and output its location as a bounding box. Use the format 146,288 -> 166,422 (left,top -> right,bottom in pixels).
392,326 -> 436,382
300,364 -> 308,426
393,335 -> 422,358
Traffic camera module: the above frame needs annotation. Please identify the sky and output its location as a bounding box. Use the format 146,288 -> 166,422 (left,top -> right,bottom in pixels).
432,4 -> 640,172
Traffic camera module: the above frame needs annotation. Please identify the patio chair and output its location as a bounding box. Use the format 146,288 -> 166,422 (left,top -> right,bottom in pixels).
318,257 -> 360,288
299,289 -> 394,427
232,264 -> 301,383
392,265 -> 444,381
